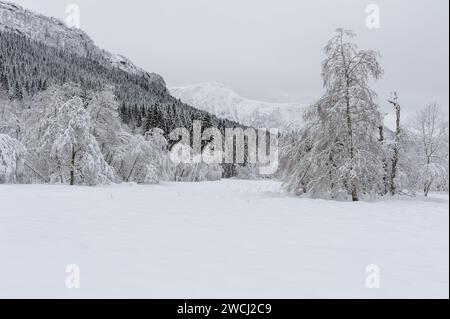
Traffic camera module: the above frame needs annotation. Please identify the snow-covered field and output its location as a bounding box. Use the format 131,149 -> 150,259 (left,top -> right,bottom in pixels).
0,180 -> 448,299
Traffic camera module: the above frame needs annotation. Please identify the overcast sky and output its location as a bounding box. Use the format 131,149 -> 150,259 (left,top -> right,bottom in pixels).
10,0 -> 450,124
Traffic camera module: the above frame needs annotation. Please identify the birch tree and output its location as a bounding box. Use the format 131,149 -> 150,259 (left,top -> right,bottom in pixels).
282,29 -> 385,201
25,84 -> 114,185
48,96 -> 114,185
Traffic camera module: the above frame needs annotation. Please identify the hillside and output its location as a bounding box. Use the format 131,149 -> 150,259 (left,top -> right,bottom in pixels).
0,1 -> 242,135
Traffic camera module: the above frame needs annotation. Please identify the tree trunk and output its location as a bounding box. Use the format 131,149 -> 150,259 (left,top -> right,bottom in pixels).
390,147 -> 399,195
340,36 -> 359,203
424,157 -> 432,197
126,154 -> 140,182
24,162 -> 49,184
379,125 -> 389,195
346,93 -> 358,202
352,188 -> 359,202
70,146 -> 76,186
424,182 -> 432,197
388,94 -> 401,196
343,71 -> 358,202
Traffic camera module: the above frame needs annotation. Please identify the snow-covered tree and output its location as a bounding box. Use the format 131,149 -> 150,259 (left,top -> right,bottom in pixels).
2,28 -> 252,180
145,128 -> 174,182
281,29 -> 384,201
234,164 -> 259,180
411,103 -> 449,196
279,128 -> 312,195
0,88 -> 22,139
0,134 -> 26,184
24,84 -> 114,185
172,161 -> 223,182
118,134 -> 158,184
170,142 -> 223,182
392,128 -> 421,195
112,128 -> 171,184
86,87 -> 123,165
387,93 -> 402,195
52,96 -> 114,185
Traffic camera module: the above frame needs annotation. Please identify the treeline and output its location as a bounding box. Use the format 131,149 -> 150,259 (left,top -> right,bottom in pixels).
0,30 -> 243,138
0,29 -> 255,180
0,83 -> 247,185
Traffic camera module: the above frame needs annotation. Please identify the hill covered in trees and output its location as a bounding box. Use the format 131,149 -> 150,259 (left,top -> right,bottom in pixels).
0,0 -> 247,135
0,29 -> 243,136
0,1 -> 258,183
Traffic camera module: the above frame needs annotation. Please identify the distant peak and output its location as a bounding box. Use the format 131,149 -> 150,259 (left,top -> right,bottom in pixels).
170,83 -> 306,130
173,82 -> 231,91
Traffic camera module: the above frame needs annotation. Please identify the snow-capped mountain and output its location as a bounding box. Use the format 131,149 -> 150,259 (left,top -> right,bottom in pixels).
171,83 -> 306,130
0,0 -> 164,86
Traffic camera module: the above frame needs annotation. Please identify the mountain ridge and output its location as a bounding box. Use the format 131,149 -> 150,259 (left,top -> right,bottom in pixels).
0,0 -> 248,142
171,82 -> 306,130
1,0 -> 287,137
0,0 -> 165,86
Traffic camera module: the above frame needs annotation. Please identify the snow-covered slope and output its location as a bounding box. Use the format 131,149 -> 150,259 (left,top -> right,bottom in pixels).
0,0 -> 164,85
171,83 -> 306,130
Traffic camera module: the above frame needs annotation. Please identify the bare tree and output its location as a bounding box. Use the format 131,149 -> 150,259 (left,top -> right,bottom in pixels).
388,92 -> 401,195
413,103 -> 449,196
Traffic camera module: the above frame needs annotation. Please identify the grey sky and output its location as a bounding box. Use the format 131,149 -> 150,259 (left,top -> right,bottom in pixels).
9,0 -> 450,125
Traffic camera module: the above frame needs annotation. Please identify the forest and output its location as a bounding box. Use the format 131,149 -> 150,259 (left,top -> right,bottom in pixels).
0,28 -> 449,201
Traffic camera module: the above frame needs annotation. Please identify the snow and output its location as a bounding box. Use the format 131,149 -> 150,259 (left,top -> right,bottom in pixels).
0,0 -> 99,59
0,134 -> 25,183
0,0 -> 165,86
106,54 -> 166,85
171,83 -> 306,130
0,180 -> 448,298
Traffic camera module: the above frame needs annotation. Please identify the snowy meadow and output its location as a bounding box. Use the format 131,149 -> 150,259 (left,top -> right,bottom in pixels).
0,180 -> 448,298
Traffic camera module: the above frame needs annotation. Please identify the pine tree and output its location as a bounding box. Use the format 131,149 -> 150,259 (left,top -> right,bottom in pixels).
202,113 -> 213,129
119,102 -> 129,123
14,82 -> 23,101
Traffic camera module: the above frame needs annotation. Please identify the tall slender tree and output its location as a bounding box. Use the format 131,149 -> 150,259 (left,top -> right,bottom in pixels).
388,92 -> 402,195
282,29 -> 385,201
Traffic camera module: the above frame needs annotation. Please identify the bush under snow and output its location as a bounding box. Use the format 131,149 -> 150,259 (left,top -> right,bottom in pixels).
0,134 -> 25,184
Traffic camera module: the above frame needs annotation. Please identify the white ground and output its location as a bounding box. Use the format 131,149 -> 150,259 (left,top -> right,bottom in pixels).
0,180 -> 448,299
